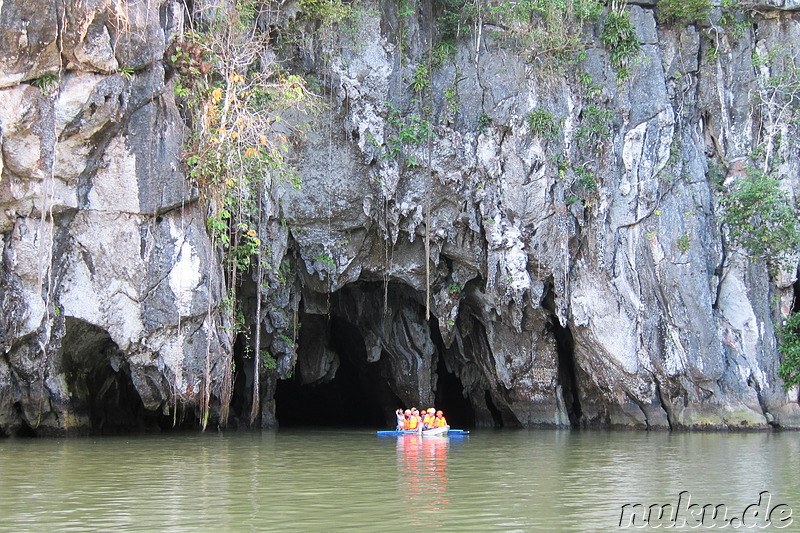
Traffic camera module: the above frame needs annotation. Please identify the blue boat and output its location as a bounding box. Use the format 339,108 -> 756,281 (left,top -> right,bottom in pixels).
376,426 -> 469,437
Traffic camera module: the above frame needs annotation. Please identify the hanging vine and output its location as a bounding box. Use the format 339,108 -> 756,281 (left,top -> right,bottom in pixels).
175,0 -> 319,428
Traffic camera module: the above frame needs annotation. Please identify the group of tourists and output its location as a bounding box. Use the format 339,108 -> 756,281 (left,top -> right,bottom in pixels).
395,407 -> 447,431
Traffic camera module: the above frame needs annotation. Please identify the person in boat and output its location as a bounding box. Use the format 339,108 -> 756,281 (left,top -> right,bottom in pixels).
422,408 -> 435,429
402,409 -> 412,430
407,409 -> 420,431
395,409 -> 405,430
433,410 -> 447,428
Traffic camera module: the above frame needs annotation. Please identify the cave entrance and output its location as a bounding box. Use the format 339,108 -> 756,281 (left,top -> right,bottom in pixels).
542,283 -> 582,428
275,315 -> 399,427
61,318 -> 158,434
430,318 -> 475,428
434,356 -> 475,427
550,319 -> 582,428
273,281 -> 481,429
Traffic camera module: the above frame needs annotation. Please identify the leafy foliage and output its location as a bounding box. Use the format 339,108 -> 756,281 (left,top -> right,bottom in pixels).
527,109 -> 559,139
490,0 -> 602,66
261,351 -> 278,370
173,2 -> 319,278
576,104 -> 614,148
720,0 -> 752,39
477,112 -> 491,133
575,165 -> 597,194
31,73 -> 60,94
751,47 -> 800,173
447,282 -> 464,294
299,0 -> 353,25
657,0 -> 712,23
601,8 -> 640,77
676,233 -> 691,254
445,83 -> 460,115
412,62 -> 430,92
778,313 -> 800,390
382,103 -> 432,162
561,164 -> 599,206
437,0 -> 470,41
173,0 -> 321,426
720,167 -> 800,264
314,252 -> 336,267
436,0 -> 602,73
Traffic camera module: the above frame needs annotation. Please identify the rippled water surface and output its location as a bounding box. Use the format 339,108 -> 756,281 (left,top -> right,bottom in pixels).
1,429 -> 799,531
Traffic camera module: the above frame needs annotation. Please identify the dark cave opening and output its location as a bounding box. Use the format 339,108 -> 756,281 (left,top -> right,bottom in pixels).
429,319 -> 475,428
549,319 -> 582,428
61,318 -> 159,434
11,403 -> 36,438
484,390 -> 504,428
793,271 -> 800,313
230,332 -> 255,427
272,281 -> 481,429
541,283 -> 582,428
275,315 -> 399,427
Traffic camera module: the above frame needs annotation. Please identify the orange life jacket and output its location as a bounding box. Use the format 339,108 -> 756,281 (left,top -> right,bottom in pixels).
434,416 -> 447,427
407,416 -> 419,430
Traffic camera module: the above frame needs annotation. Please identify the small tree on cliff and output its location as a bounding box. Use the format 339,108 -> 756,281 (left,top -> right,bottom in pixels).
719,167 -> 800,268
172,0 -> 318,428
778,312 -> 800,390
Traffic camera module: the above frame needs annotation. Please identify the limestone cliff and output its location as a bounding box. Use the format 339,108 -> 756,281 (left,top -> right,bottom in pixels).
0,0 -> 231,435
1,0 -> 798,435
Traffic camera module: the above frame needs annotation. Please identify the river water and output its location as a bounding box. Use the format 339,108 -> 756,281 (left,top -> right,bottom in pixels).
1,429 -> 798,532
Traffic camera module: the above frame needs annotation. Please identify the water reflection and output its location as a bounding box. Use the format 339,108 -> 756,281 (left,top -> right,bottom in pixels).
396,435 -> 449,524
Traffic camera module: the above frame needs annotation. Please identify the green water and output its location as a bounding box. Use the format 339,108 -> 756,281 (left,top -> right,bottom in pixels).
1,429 -> 798,532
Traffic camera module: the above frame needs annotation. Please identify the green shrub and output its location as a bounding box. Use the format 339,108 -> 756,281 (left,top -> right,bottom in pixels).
576,104 -> 614,148
445,84 -> 459,114
447,282 -> 463,294
575,166 -> 597,194
431,40 -> 457,67
778,313 -> 800,390
676,233 -> 691,253
657,0 -> 712,23
481,0 -> 604,70
31,73 -> 60,94
438,0 -> 470,41
527,108 -> 559,139
720,0 -> 752,38
720,167 -> 800,264
411,62 -> 430,92
313,252 -> 336,267
299,0 -> 353,24
477,112 -> 491,133
383,103 -> 432,160
601,10 -> 640,73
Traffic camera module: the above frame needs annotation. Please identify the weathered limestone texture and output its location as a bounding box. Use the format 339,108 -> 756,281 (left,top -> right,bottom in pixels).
268,0 -> 800,430
0,0 -> 230,436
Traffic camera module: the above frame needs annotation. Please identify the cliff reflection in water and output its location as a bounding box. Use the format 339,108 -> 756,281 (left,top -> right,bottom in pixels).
396,435 -> 450,522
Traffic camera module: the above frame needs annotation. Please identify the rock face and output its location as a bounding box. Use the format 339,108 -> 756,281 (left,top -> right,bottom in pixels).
0,0 -> 798,435
0,0 -> 231,435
